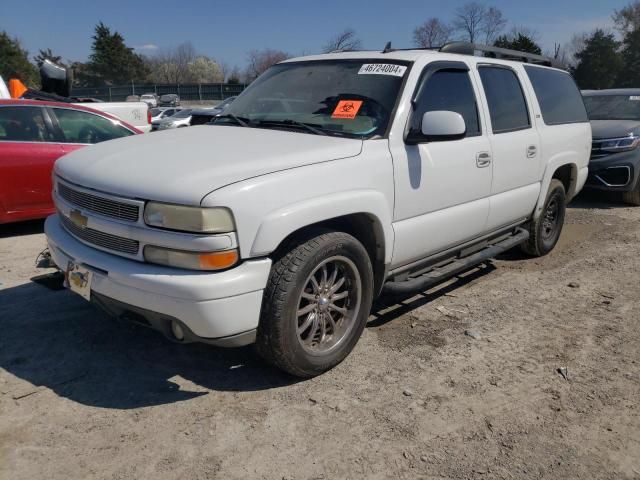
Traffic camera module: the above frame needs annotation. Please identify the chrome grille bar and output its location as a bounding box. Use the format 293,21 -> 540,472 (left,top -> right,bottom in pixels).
58,183 -> 140,222
60,214 -> 140,255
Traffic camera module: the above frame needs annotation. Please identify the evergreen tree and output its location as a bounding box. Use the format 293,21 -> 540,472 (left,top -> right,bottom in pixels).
617,27 -> 640,87
494,33 -> 542,55
571,29 -> 622,90
0,31 -> 39,86
33,48 -> 62,67
85,22 -> 149,86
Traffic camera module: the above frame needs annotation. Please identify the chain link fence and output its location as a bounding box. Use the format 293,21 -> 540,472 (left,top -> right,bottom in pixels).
71,83 -> 247,102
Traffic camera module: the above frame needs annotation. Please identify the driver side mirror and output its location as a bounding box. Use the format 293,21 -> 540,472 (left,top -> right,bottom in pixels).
406,110 -> 466,144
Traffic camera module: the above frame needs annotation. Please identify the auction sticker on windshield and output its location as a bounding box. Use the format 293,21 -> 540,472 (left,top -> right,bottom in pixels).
332,100 -> 363,119
358,64 -> 407,77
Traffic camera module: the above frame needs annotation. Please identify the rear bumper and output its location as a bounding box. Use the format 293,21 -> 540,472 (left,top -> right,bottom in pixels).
45,214 -> 271,345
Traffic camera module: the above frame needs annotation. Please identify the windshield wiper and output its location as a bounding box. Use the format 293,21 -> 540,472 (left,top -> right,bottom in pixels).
255,119 -> 328,136
215,114 -> 250,127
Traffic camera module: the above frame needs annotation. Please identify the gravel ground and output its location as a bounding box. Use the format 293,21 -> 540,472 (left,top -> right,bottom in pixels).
0,193 -> 639,480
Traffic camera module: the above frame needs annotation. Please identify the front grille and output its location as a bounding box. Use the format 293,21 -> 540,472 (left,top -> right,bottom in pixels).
61,214 -> 140,255
591,141 -> 609,159
58,182 -> 140,222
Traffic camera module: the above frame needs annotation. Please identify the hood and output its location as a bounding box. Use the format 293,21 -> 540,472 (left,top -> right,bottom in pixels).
55,125 -> 363,205
591,120 -> 640,139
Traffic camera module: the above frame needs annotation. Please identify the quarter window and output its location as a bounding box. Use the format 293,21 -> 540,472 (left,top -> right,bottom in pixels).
524,65 -> 588,125
52,108 -> 135,144
412,69 -> 481,137
478,66 -> 530,133
0,106 -> 53,142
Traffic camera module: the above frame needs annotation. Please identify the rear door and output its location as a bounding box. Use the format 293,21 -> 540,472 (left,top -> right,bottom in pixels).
0,105 -> 62,218
474,64 -> 542,231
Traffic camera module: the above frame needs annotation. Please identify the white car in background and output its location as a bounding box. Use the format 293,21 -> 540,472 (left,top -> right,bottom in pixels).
150,107 -> 182,130
155,108 -> 192,130
140,93 -> 158,108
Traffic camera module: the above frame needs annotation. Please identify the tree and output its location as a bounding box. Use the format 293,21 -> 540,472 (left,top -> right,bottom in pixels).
85,22 -> 149,86
413,18 -> 452,48
33,48 -> 62,67
453,3 -> 506,44
453,2 -> 486,43
571,29 -> 622,90
482,7 -> 507,44
226,66 -> 242,84
245,49 -> 289,81
323,29 -> 362,52
0,31 -> 39,87
187,56 -> 224,83
494,32 -> 542,55
613,1 -> 640,33
617,27 -> 640,87
147,42 -> 199,83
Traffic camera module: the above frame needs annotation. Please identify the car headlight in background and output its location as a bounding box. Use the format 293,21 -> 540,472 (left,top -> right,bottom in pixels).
599,135 -> 640,153
144,202 -> 235,233
144,245 -> 239,270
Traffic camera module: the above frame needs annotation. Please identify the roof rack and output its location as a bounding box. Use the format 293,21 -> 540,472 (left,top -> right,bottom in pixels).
439,41 -> 560,68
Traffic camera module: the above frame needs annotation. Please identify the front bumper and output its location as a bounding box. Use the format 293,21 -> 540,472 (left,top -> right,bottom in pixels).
45,214 -> 271,346
585,149 -> 640,192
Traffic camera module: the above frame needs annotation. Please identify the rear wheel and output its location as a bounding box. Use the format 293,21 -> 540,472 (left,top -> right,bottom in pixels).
521,179 -> 566,257
256,231 -> 373,378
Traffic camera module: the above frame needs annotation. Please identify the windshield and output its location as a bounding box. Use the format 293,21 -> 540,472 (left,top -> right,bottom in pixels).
216,60 -> 410,138
583,95 -> 640,121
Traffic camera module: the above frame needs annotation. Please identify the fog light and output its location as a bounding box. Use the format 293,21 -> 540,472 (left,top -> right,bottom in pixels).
171,320 -> 185,341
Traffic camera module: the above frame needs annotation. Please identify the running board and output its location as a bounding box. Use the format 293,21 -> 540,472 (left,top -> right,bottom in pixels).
382,228 -> 529,296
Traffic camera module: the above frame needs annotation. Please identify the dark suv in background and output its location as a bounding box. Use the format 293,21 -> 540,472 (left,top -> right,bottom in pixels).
583,89 -> 640,205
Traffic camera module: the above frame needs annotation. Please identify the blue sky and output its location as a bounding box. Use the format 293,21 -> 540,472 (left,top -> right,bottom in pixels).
0,0 -> 627,69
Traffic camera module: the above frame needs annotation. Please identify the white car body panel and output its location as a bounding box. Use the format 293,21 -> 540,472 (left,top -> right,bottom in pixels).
45,49 -> 592,344
75,101 -> 151,133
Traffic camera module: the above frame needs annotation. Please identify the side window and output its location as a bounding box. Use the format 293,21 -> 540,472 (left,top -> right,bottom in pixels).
412,69 -> 481,137
478,66 -> 530,133
524,65 -> 588,125
52,108 -> 135,144
0,106 -> 53,142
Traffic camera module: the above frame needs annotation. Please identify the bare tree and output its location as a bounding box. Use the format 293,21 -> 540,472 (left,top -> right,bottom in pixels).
245,49 -> 289,81
453,3 -> 507,45
482,7 -> 507,44
323,29 -> 362,53
413,18 -> 453,48
150,42 -> 197,83
453,2 -> 486,43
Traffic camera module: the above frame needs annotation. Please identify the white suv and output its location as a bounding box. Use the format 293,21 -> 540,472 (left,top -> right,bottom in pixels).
45,43 -> 591,377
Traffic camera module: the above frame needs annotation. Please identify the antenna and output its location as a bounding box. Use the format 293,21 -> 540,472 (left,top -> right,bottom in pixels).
382,42 -> 393,53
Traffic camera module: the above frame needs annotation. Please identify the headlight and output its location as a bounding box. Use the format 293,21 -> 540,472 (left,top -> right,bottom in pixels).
144,202 -> 235,233
599,135 -> 640,153
144,245 -> 238,270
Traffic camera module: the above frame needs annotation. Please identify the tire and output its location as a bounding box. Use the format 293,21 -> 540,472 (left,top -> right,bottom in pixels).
521,179 -> 566,257
622,186 -> 640,206
256,230 -> 374,378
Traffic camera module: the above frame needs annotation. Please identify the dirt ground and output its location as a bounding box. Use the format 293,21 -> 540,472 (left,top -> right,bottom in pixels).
1,192 -> 639,480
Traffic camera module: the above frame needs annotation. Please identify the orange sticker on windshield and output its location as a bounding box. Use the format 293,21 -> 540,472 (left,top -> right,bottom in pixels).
332,100 -> 363,119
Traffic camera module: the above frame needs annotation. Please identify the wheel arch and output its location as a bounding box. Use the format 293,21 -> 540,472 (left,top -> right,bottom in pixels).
533,161 -> 579,220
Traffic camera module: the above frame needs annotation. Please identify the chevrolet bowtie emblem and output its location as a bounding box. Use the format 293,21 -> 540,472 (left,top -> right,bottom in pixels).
69,209 -> 88,228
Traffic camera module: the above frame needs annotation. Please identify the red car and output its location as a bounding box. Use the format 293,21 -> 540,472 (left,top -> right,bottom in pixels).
0,99 -> 141,224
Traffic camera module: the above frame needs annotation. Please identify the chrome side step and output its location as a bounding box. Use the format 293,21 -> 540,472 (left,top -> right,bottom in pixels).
382,228 -> 529,296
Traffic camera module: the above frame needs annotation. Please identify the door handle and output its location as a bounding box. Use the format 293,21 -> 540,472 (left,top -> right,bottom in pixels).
527,145 -> 538,158
476,151 -> 491,168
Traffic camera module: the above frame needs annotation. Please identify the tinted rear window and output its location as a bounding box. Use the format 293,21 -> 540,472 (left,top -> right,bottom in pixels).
478,66 -> 530,133
524,66 -> 588,125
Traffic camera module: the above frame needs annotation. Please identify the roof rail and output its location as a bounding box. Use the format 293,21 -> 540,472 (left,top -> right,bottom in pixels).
439,41 -> 560,68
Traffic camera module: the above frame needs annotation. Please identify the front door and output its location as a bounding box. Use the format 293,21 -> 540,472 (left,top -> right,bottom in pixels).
390,62 -> 492,268
0,105 -> 62,219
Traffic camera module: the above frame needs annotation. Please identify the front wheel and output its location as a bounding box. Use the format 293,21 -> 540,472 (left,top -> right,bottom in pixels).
622,185 -> 640,206
521,179 -> 566,257
256,231 -> 374,377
